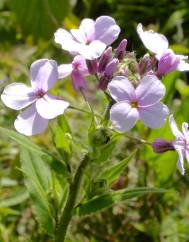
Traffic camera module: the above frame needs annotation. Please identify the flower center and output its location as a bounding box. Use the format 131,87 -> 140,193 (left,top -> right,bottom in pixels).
131,101 -> 138,108
35,89 -> 45,99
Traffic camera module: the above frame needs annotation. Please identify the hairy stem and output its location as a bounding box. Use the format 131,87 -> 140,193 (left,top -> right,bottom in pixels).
55,154 -> 90,242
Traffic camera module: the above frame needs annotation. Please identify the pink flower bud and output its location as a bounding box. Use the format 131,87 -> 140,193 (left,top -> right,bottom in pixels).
138,55 -> 153,76
98,47 -> 112,73
157,51 -> 180,77
86,59 -> 98,75
115,39 -> 127,60
152,139 -> 175,154
71,69 -> 86,90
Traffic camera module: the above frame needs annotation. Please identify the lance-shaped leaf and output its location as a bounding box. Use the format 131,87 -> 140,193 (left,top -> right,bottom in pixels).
75,187 -> 166,216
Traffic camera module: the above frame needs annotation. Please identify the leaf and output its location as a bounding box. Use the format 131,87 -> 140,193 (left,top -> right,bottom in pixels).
75,187 -> 166,216
0,188 -> 29,207
20,148 -> 54,235
100,149 -> 137,185
9,0 -> 70,40
0,127 -> 47,156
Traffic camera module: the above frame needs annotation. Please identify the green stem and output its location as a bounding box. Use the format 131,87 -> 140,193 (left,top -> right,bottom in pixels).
55,154 -> 90,242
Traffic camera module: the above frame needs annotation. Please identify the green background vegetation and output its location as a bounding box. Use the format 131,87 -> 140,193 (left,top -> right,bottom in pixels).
1,0 -> 189,241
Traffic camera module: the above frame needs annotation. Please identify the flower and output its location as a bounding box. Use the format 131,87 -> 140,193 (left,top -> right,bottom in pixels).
54,16 -> 120,60
137,23 -> 189,74
108,75 -> 169,131
58,55 -> 89,90
169,115 -> 189,175
1,59 -> 69,136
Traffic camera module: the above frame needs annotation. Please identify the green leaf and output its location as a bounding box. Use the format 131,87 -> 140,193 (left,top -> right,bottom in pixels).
0,127 -> 47,156
75,187 -> 166,216
20,148 -> 54,235
0,188 -> 29,207
9,0 -> 70,40
100,149 -> 137,185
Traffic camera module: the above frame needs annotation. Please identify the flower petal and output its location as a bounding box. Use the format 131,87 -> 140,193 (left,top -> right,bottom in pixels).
95,16 -> 120,45
136,75 -> 165,106
176,147 -> 185,175
14,104 -> 48,136
79,18 -> 95,42
169,115 -> 184,139
177,59 -> 189,71
30,59 -> 58,91
110,102 -> 139,132
36,94 -> 69,119
58,64 -> 73,79
72,55 -> 89,75
182,122 -> 189,142
1,83 -> 35,110
139,103 -> 169,128
54,28 -> 80,53
70,29 -> 87,43
108,76 -> 136,102
137,23 -> 168,57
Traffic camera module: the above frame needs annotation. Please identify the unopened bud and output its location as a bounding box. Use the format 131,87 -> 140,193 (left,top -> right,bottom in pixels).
71,69 -> 86,90
86,59 -> 98,75
138,55 -> 153,76
152,139 -> 175,154
98,47 -> 112,73
115,39 -> 127,60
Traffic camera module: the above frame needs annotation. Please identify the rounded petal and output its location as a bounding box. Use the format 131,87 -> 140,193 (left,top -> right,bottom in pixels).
78,40 -> 106,60
14,104 -> 48,136
30,59 -> 58,91
1,83 -> 35,110
70,29 -> 86,43
54,28 -> 80,53
79,18 -> 95,42
169,114 -> 184,139
137,23 -> 168,56
72,55 -> 89,75
36,94 -> 69,119
136,75 -> 165,106
58,64 -> 73,79
108,76 -> 135,102
95,16 -> 120,45
139,103 -> 169,128
110,102 -> 139,132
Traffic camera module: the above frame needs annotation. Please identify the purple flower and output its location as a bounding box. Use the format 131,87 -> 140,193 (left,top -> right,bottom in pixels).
152,139 -> 175,153
115,39 -> 127,60
58,55 -> 89,90
54,16 -> 120,60
108,75 -> 169,131
169,115 -> 189,175
137,23 -> 189,72
1,59 -> 69,136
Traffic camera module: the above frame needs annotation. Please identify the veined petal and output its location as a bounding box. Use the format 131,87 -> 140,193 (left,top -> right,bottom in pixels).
14,104 -> 48,136
58,64 -> 73,79
110,102 -> 139,132
136,75 -> 165,106
169,115 -> 184,139
108,76 -> 136,102
176,147 -> 185,175
1,83 -> 35,110
139,103 -> 169,128
95,16 -> 120,45
30,59 -> 58,91
70,29 -> 86,43
79,18 -> 95,42
78,40 -> 106,60
36,94 -> 69,119
137,23 -> 168,56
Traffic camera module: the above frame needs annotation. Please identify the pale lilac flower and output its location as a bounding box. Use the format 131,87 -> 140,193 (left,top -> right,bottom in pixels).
137,23 -> 189,73
54,16 -> 120,60
108,75 -> 169,131
169,115 -> 189,175
1,59 -> 69,136
58,55 -> 89,90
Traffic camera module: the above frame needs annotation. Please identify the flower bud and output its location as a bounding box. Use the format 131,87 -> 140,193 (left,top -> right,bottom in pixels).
98,47 -> 112,73
152,139 -> 175,154
99,58 -> 119,90
71,69 -> 86,90
157,52 -> 180,77
86,59 -> 98,75
115,39 -> 127,60
138,55 -> 153,76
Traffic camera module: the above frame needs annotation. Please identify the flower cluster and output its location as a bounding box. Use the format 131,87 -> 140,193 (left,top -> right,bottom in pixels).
1,16 -> 189,175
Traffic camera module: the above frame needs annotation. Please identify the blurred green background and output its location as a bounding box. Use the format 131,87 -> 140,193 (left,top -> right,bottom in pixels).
1,0 -> 189,241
